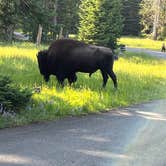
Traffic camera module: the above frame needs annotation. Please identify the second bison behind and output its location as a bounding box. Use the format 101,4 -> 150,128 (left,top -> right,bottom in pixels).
37,39 -> 117,88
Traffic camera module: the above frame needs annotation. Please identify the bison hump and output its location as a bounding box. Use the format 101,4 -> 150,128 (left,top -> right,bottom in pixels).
49,39 -> 87,50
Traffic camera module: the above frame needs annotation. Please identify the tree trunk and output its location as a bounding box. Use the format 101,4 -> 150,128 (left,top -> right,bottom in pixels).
53,0 -> 57,25
65,31 -> 69,38
36,24 -> 43,46
52,0 -> 58,39
58,27 -> 64,39
5,25 -> 14,43
152,0 -> 161,40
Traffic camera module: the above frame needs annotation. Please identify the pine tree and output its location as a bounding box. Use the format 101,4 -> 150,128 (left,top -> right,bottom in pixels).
0,0 -> 59,42
0,0 -> 19,41
122,0 -> 142,36
57,0 -> 80,36
78,0 -> 123,49
19,0 -> 57,42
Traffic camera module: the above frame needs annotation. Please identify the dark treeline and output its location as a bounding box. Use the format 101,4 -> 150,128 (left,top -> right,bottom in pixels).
0,0 -> 166,46
122,0 -> 142,36
0,0 -> 80,43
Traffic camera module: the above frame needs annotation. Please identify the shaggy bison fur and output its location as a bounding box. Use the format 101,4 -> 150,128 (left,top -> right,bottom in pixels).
37,39 -> 117,88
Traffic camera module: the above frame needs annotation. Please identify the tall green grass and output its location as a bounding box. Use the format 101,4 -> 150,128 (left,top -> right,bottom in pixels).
0,43 -> 166,128
119,37 -> 166,50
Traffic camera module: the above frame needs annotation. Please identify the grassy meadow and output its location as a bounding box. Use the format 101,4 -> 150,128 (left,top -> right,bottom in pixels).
0,41 -> 166,128
119,37 -> 166,50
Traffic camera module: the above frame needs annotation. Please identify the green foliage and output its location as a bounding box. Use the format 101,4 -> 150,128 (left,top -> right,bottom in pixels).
19,0 -> 57,42
57,0 -> 80,35
0,75 -> 32,113
140,0 -> 154,35
0,0 -> 59,43
140,0 -> 166,39
160,26 -> 166,39
122,0 -> 142,36
0,0 -> 81,43
0,0 -> 18,41
78,0 -> 100,43
78,0 -> 123,49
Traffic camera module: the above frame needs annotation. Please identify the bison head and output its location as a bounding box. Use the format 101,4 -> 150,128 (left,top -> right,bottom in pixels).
37,50 -> 50,82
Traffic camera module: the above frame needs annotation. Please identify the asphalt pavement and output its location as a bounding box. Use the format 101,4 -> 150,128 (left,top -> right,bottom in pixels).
0,100 -> 166,166
126,47 -> 166,59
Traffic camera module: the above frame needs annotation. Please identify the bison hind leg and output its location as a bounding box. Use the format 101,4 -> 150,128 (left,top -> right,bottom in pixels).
106,70 -> 117,89
100,70 -> 108,88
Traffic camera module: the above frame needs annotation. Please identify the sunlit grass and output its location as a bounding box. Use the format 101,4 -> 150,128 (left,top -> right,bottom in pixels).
0,43 -> 166,128
119,37 -> 166,50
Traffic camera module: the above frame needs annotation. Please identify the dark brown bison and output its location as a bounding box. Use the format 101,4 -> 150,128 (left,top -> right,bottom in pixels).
37,39 -> 117,88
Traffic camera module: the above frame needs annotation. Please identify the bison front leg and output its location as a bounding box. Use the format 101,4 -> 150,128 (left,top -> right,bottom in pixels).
56,75 -> 65,87
67,73 -> 77,86
44,75 -> 50,82
58,79 -> 65,87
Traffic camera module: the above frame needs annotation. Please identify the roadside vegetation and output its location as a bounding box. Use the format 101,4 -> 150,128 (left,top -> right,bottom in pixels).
119,37 -> 166,51
0,43 -> 166,128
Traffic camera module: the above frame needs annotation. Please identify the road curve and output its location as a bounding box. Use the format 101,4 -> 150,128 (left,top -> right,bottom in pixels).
126,47 -> 166,59
0,100 -> 166,166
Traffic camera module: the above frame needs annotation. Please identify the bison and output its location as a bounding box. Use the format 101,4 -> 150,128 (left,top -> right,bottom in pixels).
37,39 -> 117,88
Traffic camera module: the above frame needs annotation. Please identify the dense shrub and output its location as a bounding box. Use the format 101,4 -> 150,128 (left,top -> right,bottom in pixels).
0,75 -> 32,114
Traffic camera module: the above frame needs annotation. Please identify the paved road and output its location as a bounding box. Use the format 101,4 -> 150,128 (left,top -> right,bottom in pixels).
126,47 -> 166,59
0,100 -> 166,166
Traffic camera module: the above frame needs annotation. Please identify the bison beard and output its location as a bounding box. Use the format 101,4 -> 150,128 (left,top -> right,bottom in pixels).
37,39 -> 117,88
